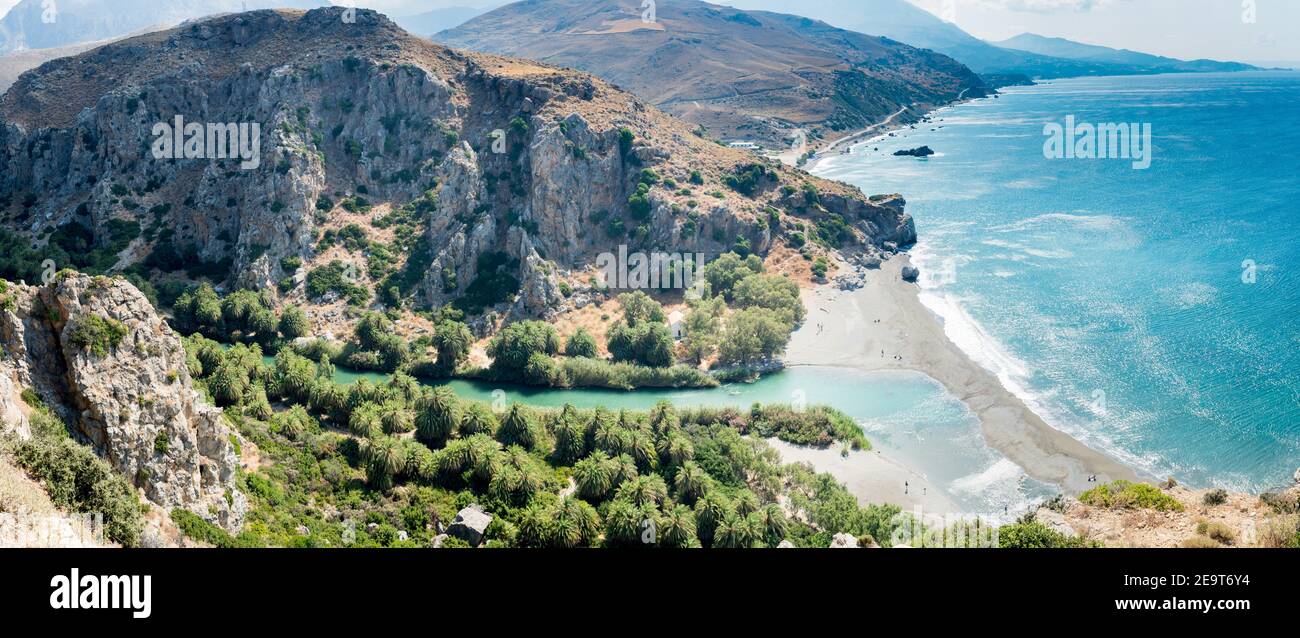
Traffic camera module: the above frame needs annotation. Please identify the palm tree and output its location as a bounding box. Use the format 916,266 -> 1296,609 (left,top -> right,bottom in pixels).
433,320 -> 474,375
349,402 -> 382,438
459,402 -> 498,436
208,361 -> 249,406
713,512 -> 757,549
648,400 -> 680,434
552,405 -> 587,465
466,435 -> 504,484
497,404 -> 537,450
275,405 -> 313,440
380,402 -> 414,435
693,492 -> 732,548
603,499 -> 644,547
758,503 -> 789,545
488,465 -> 525,503
308,380 -> 349,422
362,436 -> 406,492
593,420 -> 630,456
273,351 -> 314,400
609,453 -> 639,489
415,386 -> 460,445
628,430 -> 658,471
734,489 -> 760,517
657,431 -> 694,467
659,504 -> 698,548
246,385 -> 274,421
615,475 -> 668,508
673,461 -> 710,504
555,497 -> 601,547
573,452 -> 613,501
516,502 -> 553,548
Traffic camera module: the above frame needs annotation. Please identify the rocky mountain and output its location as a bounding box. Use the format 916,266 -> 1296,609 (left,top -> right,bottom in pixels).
721,0 -> 1258,80
0,0 -> 326,53
435,0 -> 987,145
0,272 -> 245,532
993,33 -> 1258,75
0,7 -> 914,327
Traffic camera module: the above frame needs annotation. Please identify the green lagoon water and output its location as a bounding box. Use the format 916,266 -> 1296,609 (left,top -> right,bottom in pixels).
300,358 -> 1047,516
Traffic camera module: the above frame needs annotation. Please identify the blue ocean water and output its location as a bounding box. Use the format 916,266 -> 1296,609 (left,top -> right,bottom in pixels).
815,72 -> 1300,493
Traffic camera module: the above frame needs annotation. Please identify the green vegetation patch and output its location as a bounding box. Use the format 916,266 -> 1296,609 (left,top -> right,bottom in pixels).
1080,480 -> 1185,512
66,314 -> 128,357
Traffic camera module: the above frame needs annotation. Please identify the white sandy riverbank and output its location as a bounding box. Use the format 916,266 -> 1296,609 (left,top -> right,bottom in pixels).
784,256 -> 1140,497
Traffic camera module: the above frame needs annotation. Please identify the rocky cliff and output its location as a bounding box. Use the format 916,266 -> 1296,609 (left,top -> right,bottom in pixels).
0,7 -> 913,324
0,273 -> 245,531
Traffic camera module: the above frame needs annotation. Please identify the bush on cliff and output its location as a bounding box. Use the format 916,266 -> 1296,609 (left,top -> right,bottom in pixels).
997,520 -> 1094,549
65,313 -> 129,357
4,422 -> 143,547
1079,480 -> 1184,512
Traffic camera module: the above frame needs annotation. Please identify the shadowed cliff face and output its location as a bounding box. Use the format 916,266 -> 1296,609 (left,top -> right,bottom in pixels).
0,273 -> 245,532
0,7 -> 913,322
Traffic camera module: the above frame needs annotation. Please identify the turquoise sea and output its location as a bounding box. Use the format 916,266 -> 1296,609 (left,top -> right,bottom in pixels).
814,71 -> 1300,493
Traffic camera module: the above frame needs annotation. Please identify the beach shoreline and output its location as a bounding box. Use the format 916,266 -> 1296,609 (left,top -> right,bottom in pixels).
784,256 -> 1142,498
766,437 -> 958,514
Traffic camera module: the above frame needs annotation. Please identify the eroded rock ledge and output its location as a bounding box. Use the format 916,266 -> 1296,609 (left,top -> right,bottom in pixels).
0,273 -> 245,531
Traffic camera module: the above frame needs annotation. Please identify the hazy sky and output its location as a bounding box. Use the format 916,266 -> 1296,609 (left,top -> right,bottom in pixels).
912,0 -> 1300,62
725,0 -> 1300,62
2,0 -> 1295,62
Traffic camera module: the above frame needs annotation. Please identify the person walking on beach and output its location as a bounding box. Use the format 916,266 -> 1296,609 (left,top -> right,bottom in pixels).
904,481 -> 909,495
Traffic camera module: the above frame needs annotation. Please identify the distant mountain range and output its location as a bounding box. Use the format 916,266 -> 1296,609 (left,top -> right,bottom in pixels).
724,0 -> 1258,81
390,5 -> 493,37
995,33 -> 1258,75
436,0 -> 987,146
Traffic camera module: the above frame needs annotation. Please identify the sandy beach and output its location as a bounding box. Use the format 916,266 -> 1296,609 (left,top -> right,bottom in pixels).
784,256 -> 1140,497
766,438 -> 957,514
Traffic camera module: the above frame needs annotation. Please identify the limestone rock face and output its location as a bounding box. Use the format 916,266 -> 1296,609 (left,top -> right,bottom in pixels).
830,532 -> 859,548
0,274 -> 245,531
0,7 -> 918,325
1033,507 -> 1078,538
447,504 -> 492,547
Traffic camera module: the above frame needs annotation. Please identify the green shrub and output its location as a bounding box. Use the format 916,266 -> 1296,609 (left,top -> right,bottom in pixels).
1203,488 -> 1229,506
7,431 -> 143,546
170,508 -> 247,548
557,358 -> 716,390
306,261 -> 370,306
1196,520 -> 1236,544
1181,535 -> 1223,549
66,314 -> 128,357
1079,480 -> 1184,512
564,328 -> 598,358
487,321 -> 560,375
997,520 -> 1092,548
749,404 -> 869,450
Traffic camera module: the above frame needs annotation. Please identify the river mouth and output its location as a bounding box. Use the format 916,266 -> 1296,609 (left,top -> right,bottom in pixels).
297,356 -> 1052,518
